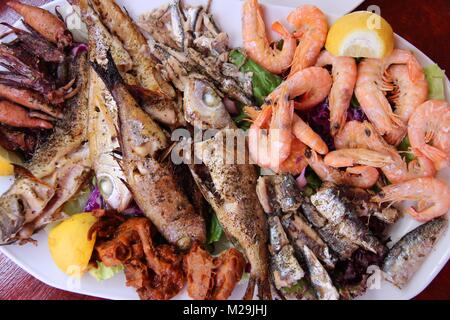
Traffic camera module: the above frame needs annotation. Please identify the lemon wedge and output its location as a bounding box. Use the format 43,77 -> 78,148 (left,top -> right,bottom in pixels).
48,212 -> 97,277
325,11 -> 394,59
0,146 -> 22,176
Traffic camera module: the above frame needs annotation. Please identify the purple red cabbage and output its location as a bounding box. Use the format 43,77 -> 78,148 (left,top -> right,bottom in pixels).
301,98 -> 368,152
84,187 -> 104,212
71,43 -> 88,57
301,99 -> 335,151
122,203 -> 145,217
347,105 -> 368,122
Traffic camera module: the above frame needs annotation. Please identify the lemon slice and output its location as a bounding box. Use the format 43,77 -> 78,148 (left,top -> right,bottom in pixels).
0,146 -> 22,176
326,11 -> 394,59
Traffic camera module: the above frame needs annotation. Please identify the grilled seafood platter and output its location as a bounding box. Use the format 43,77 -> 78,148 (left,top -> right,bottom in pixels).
0,0 -> 449,300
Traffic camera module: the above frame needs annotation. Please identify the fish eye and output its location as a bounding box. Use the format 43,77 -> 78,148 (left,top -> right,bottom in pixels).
203,90 -> 220,107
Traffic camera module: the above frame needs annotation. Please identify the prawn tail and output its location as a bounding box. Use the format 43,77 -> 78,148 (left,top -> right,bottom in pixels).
271,21 -> 291,39
419,145 -> 449,169
257,277 -> 272,300
243,276 -> 256,300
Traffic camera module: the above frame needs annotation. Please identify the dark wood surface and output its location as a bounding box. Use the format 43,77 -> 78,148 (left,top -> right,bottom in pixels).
0,0 -> 449,300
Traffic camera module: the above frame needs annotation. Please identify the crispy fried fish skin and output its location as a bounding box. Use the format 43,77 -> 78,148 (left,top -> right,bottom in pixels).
310,185 -> 386,255
91,51 -> 205,250
383,217 -> 448,288
189,129 -> 271,300
90,0 -> 175,98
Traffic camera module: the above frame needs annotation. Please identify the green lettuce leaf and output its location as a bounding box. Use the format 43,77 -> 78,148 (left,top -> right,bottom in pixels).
207,212 -> 223,244
89,262 -> 124,281
397,136 -> 415,163
229,49 -> 282,106
303,168 -> 323,196
424,64 -> 446,100
61,186 -> 92,216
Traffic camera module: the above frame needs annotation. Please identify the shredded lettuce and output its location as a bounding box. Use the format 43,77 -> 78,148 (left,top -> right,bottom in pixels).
424,64 -> 446,100
89,261 -> 123,281
61,186 -> 92,215
397,136 -> 415,163
303,168 -> 322,197
207,211 -> 223,244
229,49 -> 282,106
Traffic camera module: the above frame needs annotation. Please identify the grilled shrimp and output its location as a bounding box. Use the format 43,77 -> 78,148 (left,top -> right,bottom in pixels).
292,114 -> 328,155
305,148 -> 379,189
324,148 -> 394,168
372,177 -> 450,222
242,0 -> 296,74
0,100 -> 53,129
408,100 -> 450,170
248,85 -> 294,172
316,50 -> 357,136
335,121 -> 436,183
7,1 -> 72,48
355,50 -> 425,145
268,67 -> 332,111
287,5 -> 328,76
384,65 -> 428,145
0,84 -> 62,119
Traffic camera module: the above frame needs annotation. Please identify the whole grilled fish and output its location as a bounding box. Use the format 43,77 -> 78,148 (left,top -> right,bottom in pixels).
301,245 -> 340,300
282,213 -> 337,269
189,129 -> 271,300
90,0 -> 175,98
80,0 -> 132,211
300,198 -> 362,260
268,216 -> 305,291
383,218 -> 447,288
0,53 -> 91,244
91,50 -> 205,250
311,184 -> 386,255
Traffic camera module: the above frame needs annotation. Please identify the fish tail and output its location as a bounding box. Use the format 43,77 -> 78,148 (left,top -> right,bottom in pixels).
90,50 -> 123,91
257,277 -> 272,300
242,276 -> 256,300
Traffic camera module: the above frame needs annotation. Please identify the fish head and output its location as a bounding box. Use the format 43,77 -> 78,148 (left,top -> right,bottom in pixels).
183,77 -> 233,129
0,195 -> 24,244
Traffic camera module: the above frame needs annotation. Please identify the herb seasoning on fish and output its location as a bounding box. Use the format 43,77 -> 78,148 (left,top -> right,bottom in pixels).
91,50 -> 206,250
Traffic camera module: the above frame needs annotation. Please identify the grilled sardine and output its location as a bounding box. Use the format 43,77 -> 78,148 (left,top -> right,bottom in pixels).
311,184 -> 386,255
383,218 -> 447,288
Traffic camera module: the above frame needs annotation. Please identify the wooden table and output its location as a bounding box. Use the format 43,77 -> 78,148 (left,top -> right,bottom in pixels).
0,0 -> 449,300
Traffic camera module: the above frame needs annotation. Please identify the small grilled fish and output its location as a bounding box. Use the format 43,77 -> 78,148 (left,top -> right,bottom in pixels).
189,129 -> 271,300
0,53 -> 91,244
256,175 -> 302,215
301,245 -> 340,300
300,198 -> 362,260
268,216 -> 305,291
81,0 -> 133,211
311,185 -> 386,255
338,186 -> 400,224
383,218 -> 448,288
90,0 -> 175,98
183,77 -> 233,129
282,213 -> 337,269
91,51 -> 206,250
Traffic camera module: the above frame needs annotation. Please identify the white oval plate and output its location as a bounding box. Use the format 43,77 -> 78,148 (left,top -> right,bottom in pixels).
0,0 -> 448,300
